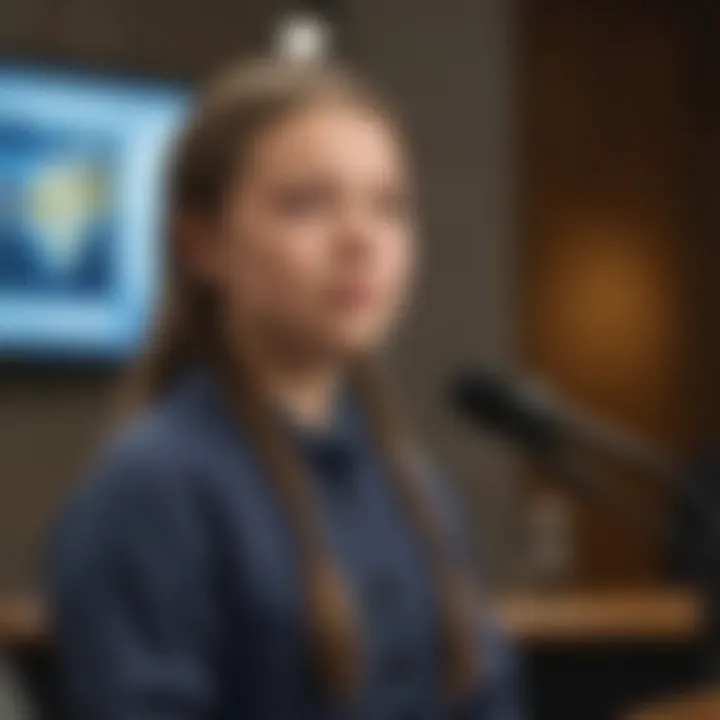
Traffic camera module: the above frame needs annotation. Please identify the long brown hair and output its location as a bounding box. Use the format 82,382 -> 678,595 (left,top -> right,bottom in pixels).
126,58 -> 480,704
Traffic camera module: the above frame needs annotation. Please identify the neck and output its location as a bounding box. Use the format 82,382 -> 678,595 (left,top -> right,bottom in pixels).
263,360 -> 343,430
229,334 -> 346,430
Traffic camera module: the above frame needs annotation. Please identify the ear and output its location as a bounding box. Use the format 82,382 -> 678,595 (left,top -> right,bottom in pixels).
173,210 -> 222,284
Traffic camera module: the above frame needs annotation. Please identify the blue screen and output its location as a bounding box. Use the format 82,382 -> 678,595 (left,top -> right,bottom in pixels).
0,65 -> 189,360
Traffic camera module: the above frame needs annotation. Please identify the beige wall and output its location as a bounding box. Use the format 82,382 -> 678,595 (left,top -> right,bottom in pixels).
0,0 -> 520,588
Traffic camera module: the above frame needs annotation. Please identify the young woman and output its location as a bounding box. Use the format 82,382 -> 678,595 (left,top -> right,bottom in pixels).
48,60 -> 521,719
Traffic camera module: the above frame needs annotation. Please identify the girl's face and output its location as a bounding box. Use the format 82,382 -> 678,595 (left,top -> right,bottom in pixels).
200,103 -> 416,361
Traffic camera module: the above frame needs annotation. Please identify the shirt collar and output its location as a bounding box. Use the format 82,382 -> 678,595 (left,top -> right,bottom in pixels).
170,366 -> 368,471
282,388 -> 367,473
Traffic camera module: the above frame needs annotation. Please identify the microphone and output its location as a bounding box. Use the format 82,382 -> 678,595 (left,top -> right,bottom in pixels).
449,367 -> 720,677
448,366 -> 673,479
447,365 -> 679,537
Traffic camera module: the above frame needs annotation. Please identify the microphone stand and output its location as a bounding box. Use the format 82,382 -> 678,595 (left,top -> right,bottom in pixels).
539,443 -> 720,686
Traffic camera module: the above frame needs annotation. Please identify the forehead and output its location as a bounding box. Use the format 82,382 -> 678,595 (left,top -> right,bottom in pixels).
246,102 -> 407,180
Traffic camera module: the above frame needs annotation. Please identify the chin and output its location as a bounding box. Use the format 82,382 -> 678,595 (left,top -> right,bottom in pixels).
323,328 -> 389,360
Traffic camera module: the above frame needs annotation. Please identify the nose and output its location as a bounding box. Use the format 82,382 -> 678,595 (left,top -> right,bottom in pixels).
334,204 -> 379,264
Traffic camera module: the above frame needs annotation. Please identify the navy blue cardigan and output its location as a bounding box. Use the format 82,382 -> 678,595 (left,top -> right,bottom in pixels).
48,370 -> 521,720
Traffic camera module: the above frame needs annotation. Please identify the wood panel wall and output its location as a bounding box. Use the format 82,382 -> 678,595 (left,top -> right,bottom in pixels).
521,0 -> 691,586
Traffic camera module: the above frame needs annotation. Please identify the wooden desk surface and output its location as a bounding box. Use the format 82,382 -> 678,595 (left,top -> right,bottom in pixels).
626,689 -> 720,719
495,588 -> 703,644
0,596 -> 47,648
0,588 -> 704,650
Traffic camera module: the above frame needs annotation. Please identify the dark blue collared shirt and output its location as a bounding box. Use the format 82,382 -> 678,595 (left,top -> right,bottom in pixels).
48,370 -> 521,720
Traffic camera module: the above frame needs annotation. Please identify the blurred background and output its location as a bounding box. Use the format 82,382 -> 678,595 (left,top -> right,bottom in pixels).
0,0 -> 718,718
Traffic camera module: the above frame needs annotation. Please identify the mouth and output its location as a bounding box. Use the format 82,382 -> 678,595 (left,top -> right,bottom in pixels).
326,283 -> 377,312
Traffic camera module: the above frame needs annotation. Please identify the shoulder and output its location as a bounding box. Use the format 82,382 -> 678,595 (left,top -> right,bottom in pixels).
72,367 -> 245,509
47,405 -> 223,613
46,408 -> 229,628
79,403 -> 203,507
48,400 -> 215,577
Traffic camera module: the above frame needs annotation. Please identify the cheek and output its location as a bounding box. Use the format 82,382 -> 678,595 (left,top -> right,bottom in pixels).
262,228 -> 333,305
220,218 -> 331,322
376,230 -> 416,311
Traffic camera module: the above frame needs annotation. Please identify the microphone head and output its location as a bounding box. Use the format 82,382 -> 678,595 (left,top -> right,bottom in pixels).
447,367 -> 563,455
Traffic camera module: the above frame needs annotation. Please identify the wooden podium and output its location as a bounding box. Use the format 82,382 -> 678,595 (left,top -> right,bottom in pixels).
0,588 -> 703,649
626,689 -> 720,719
0,589 -> 708,719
